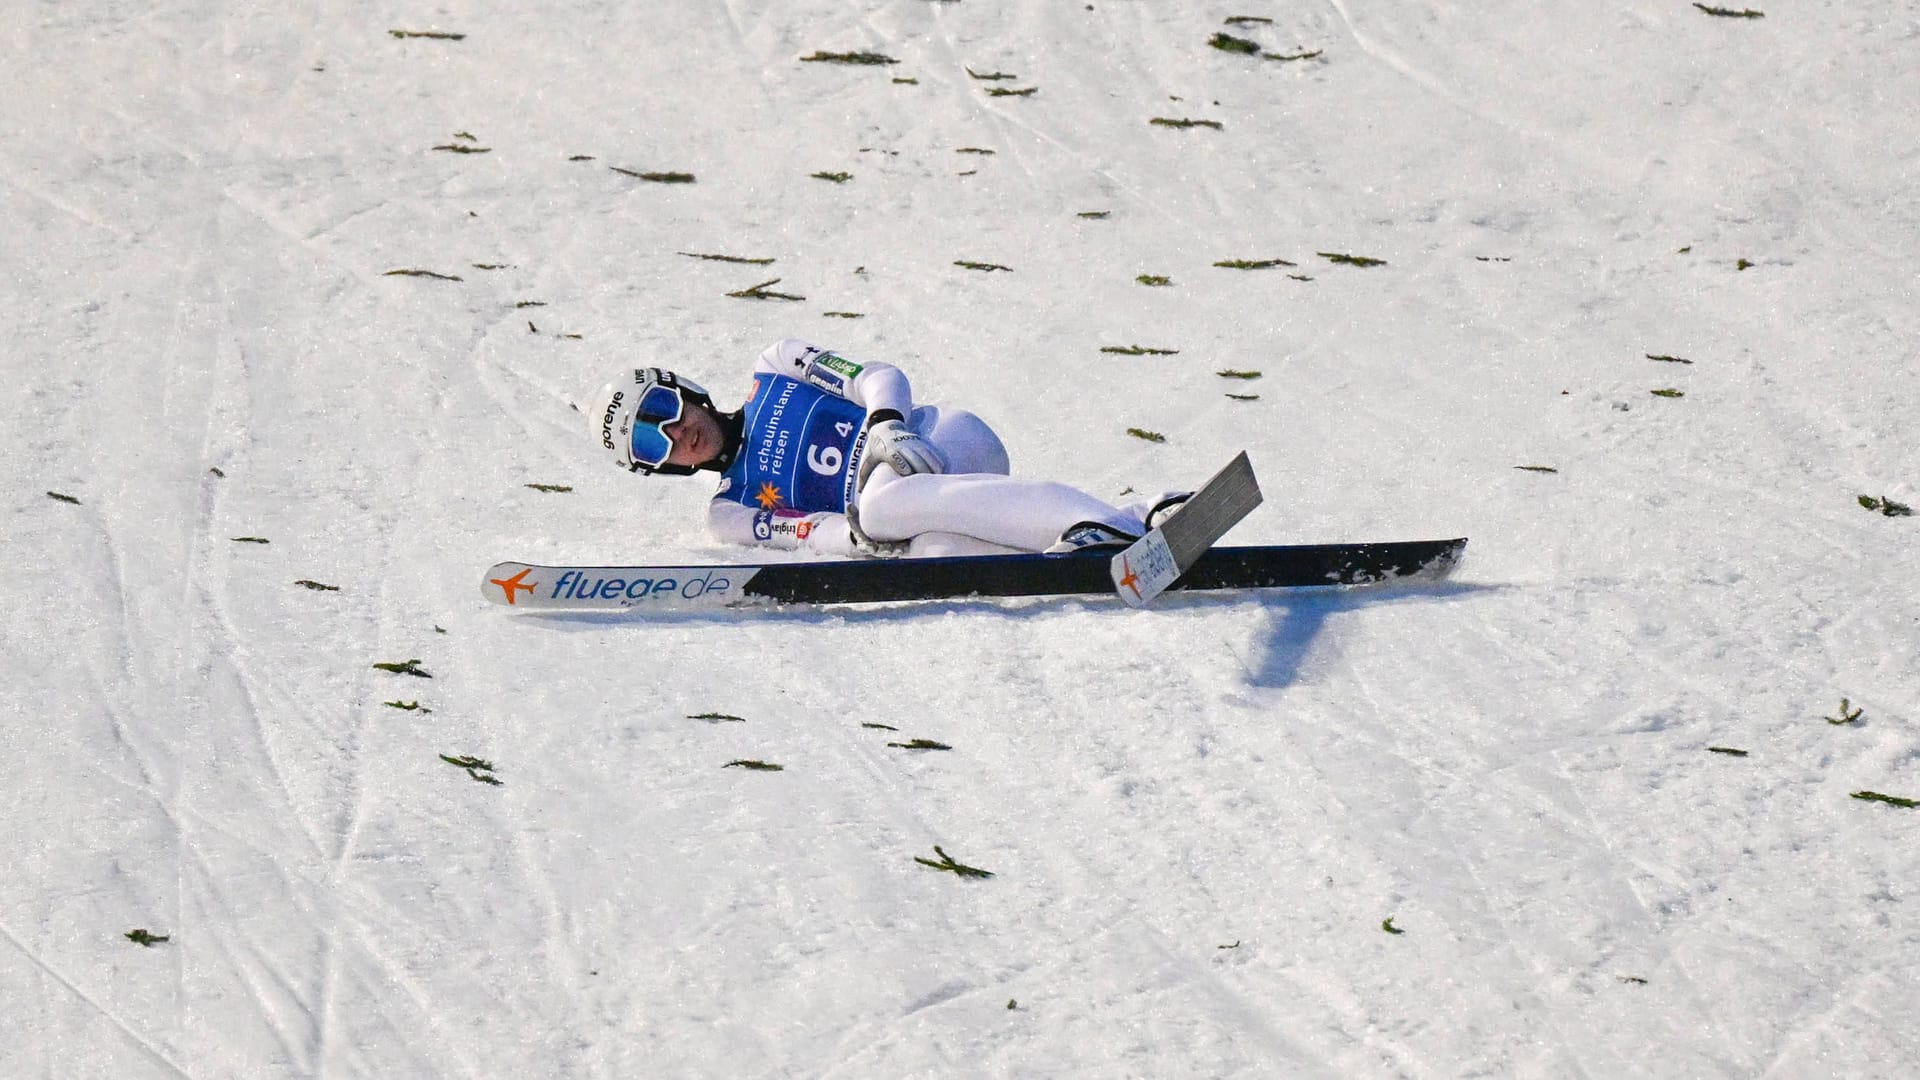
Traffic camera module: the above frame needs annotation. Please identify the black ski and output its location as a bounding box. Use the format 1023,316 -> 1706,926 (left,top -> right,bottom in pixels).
482,538 -> 1467,613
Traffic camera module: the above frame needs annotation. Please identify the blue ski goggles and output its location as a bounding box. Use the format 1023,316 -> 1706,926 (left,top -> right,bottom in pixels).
628,383 -> 687,469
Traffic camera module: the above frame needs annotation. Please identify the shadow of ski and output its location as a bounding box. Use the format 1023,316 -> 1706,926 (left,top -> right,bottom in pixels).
1237,580 -> 1502,689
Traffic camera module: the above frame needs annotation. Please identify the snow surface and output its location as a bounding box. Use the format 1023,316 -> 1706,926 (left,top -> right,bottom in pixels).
5,1 -> 1918,1076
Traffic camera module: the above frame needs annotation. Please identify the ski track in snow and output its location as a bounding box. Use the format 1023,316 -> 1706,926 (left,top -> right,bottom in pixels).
5,0 -> 1919,1076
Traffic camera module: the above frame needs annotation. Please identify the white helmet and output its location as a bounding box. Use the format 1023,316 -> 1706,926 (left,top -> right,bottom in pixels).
588,368 -> 717,476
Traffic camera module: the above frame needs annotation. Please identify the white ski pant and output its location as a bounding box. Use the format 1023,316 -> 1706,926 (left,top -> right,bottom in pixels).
856,406 -> 1147,556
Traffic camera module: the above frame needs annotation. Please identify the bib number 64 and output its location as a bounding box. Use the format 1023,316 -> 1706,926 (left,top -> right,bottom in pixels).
807,421 -> 857,476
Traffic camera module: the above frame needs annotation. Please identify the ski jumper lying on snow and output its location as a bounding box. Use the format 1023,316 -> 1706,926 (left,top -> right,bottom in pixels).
588,339 -> 1187,558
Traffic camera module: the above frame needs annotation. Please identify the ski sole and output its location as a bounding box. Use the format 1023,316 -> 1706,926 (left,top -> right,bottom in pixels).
1111,451 -> 1262,607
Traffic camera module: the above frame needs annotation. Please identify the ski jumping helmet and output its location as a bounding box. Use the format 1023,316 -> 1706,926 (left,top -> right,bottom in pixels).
589,367 -> 718,476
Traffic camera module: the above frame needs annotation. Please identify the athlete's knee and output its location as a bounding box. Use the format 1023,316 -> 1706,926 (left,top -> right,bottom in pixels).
851,473 -> 936,540
935,409 -> 1010,475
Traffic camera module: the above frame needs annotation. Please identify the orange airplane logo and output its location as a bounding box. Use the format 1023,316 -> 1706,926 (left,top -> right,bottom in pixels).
1117,555 -> 1142,599
491,567 -> 536,605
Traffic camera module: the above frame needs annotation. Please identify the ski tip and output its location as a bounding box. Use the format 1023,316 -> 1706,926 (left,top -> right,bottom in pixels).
482,562 -> 538,606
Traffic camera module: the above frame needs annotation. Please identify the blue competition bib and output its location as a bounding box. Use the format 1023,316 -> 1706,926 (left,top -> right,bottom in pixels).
717,374 -> 868,515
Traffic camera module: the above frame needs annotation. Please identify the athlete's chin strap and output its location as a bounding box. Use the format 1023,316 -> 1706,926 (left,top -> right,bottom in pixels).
698,409 -> 746,474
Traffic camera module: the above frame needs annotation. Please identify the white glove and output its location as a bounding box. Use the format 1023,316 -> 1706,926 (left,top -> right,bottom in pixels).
797,512 -> 906,558
866,416 -> 947,478
798,514 -> 858,557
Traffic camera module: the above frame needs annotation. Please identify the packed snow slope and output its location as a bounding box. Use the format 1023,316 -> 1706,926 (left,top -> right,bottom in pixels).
5,1 -> 1917,1076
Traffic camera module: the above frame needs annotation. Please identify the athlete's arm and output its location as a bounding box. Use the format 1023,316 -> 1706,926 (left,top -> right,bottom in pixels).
706,497 -> 858,556
756,338 -> 914,416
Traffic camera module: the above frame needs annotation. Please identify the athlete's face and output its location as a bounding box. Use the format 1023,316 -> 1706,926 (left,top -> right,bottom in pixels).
661,401 -> 723,469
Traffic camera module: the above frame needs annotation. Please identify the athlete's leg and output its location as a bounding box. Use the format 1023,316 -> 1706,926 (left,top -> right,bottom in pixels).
909,406 -> 1010,475
858,471 -> 1143,551
857,405 -> 1139,551
906,531 -> 1025,557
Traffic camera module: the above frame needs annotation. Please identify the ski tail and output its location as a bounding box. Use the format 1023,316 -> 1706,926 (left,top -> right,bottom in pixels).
1111,451 -> 1262,607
